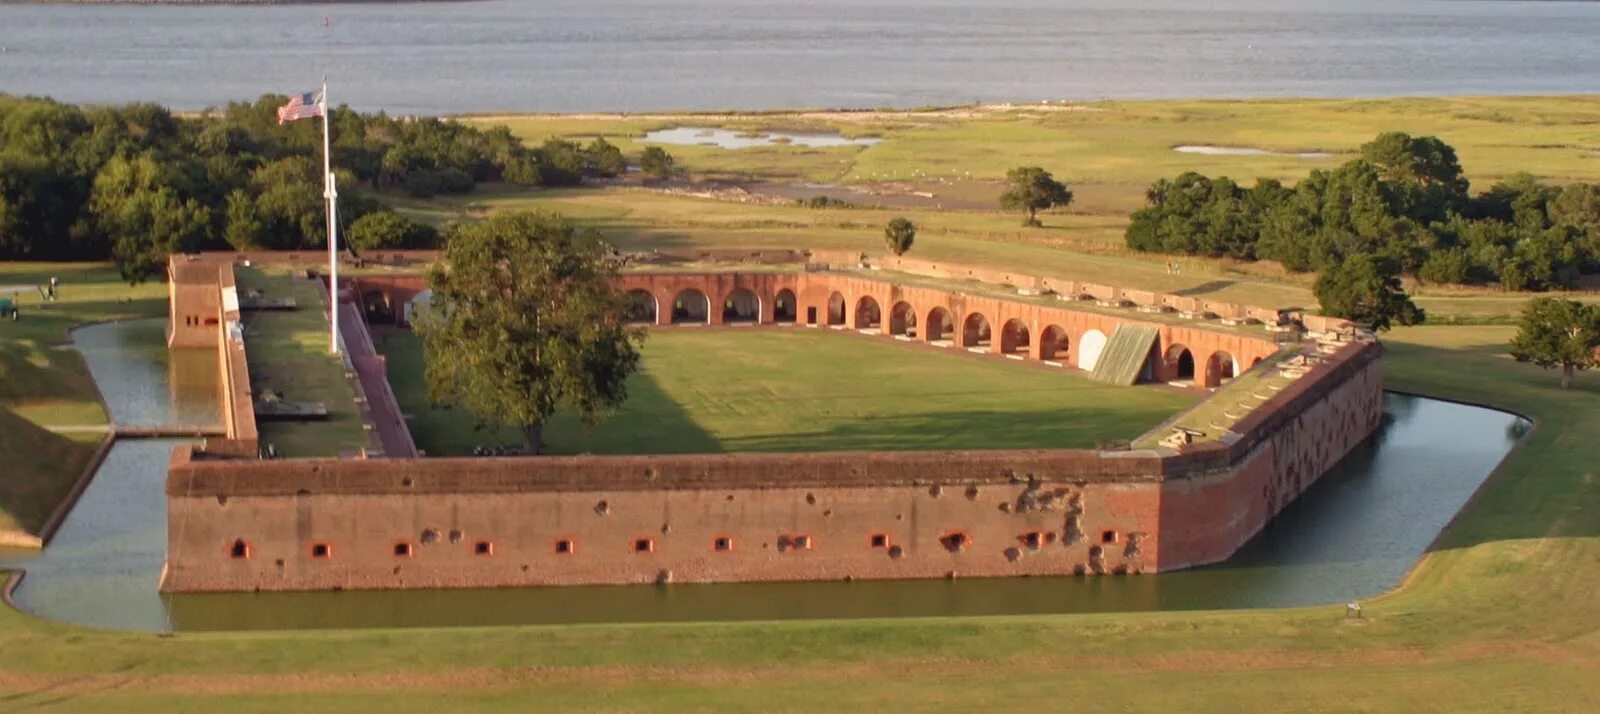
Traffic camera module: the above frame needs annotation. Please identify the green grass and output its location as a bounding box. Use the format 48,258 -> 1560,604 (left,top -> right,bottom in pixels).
0,323 -> 1595,710
377,328 -> 1197,456
233,268 -> 369,458
0,263 -> 163,544
467,96 -> 1600,205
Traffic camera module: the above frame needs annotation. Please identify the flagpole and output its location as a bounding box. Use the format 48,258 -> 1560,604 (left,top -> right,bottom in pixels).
322,79 -> 340,355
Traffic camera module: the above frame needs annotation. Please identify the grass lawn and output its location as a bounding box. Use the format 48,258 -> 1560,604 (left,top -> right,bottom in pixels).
233,268 -> 369,458
0,263 -> 165,544
0,323 -> 1593,710
377,328 -> 1196,456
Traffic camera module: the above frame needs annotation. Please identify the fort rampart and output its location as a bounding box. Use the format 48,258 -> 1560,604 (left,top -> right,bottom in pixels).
160,250 -> 1381,592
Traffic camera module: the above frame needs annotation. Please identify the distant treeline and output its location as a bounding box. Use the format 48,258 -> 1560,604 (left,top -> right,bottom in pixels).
1126,132 -> 1600,292
0,94 -> 639,280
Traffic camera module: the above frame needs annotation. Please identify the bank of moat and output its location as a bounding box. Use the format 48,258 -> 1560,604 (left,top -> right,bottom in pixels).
159,249 -> 1381,593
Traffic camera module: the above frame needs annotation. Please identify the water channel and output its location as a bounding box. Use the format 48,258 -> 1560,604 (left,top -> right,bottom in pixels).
0,319 -> 1527,632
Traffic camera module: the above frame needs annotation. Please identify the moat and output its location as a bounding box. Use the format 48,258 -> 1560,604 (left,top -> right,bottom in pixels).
0,319 -> 1527,632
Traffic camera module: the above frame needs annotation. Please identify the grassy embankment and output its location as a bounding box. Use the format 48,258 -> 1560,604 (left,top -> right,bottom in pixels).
233,267 -> 369,458
377,328 -> 1195,456
0,325 -> 1592,710
0,264 -> 165,545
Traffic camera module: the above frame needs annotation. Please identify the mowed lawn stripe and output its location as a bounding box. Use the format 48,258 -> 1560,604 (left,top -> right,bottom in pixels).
377,328 -> 1196,455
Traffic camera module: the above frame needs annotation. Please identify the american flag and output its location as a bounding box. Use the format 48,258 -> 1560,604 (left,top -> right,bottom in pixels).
276,90 -> 325,125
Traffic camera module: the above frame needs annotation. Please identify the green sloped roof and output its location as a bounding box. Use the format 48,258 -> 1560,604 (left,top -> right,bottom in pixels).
1088,325 -> 1159,386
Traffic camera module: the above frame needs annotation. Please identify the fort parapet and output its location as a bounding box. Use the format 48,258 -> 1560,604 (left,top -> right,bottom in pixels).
159,251 -> 1381,592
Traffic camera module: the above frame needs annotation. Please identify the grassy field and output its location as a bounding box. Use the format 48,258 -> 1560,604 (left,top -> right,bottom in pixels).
377,328 -> 1197,456
468,96 -> 1600,202
0,263 -> 166,544
0,323 -> 1593,710
233,268 -> 369,458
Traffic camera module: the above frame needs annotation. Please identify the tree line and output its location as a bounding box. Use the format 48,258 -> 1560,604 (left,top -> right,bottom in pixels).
0,94 -> 670,280
1125,132 -> 1600,295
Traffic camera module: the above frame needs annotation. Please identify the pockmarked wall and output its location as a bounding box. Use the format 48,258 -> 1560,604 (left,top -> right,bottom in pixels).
161,339 -> 1381,593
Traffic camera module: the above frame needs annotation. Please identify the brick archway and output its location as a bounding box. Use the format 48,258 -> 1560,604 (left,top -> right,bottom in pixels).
1165,344 -> 1195,382
1077,329 -> 1108,370
671,289 -> 710,325
1204,351 -> 1236,388
925,307 -> 955,343
1040,324 -> 1069,362
889,301 -> 917,337
721,288 -> 761,324
854,296 -> 883,330
774,289 -> 798,323
1000,319 -> 1030,356
826,292 -> 846,326
961,312 -> 991,349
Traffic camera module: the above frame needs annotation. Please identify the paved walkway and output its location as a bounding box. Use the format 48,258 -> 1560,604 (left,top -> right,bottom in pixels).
337,301 -> 419,458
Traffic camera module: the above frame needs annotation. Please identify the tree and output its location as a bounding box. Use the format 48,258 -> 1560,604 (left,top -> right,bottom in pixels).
1509,297 -> 1600,389
883,217 -> 915,256
1312,253 -> 1424,332
999,166 -> 1072,227
345,211 -> 440,250
418,211 -> 643,453
639,146 -> 675,179
584,138 -> 626,178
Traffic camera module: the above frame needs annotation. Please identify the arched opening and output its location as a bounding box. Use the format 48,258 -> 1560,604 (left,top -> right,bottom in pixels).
925,307 -> 955,343
1204,351 -> 1237,388
1000,319 -> 1030,356
961,313 -> 991,349
854,296 -> 882,330
1251,356 -> 1264,368
1040,325 -> 1069,362
721,288 -> 760,324
671,289 -> 710,325
826,292 -> 846,326
890,302 -> 917,337
626,289 -> 658,325
361,290 -> 395,325
1076,329 -> 1108,371
1166,344 -> 1195,381
774,289 -> 797,323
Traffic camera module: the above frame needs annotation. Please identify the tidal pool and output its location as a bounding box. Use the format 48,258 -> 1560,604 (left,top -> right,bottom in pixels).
1173,145 -> 1334,159
0,320 -> 1527,632
641,127 -> 881,149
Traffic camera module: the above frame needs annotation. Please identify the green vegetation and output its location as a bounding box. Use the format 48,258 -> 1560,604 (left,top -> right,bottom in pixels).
418,212 -> 642,452
233,267 -> 367,457
0,323 -> 1593,710
1509,297 -> 1600,388
882,216 -> 915,256
999,165 -> 1072,226
1126,132 -> 1600,297
639,145 -> 675,179
382,328 -> 1196,456
0,94 -> 668,280
0,262 -> 164,543
1313,254 -> 1424,331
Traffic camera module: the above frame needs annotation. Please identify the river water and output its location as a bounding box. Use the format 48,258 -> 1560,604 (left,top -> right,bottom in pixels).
1,1 -> 1597,114
0,318 -> 1527,632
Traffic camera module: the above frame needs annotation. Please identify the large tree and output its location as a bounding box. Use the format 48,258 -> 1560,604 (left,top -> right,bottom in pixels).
883,217 -> 915,256
1312,253 -> 1425,332
999,166 -> 1072,227
418,210 -> 643,452
1509,297 -> 1600,389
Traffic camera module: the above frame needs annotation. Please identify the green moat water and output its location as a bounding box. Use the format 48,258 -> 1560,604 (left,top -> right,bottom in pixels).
0,319 -> 1528,632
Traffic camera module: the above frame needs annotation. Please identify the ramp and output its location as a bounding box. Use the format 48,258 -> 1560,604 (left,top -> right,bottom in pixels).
1088,325 -> 1159,385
